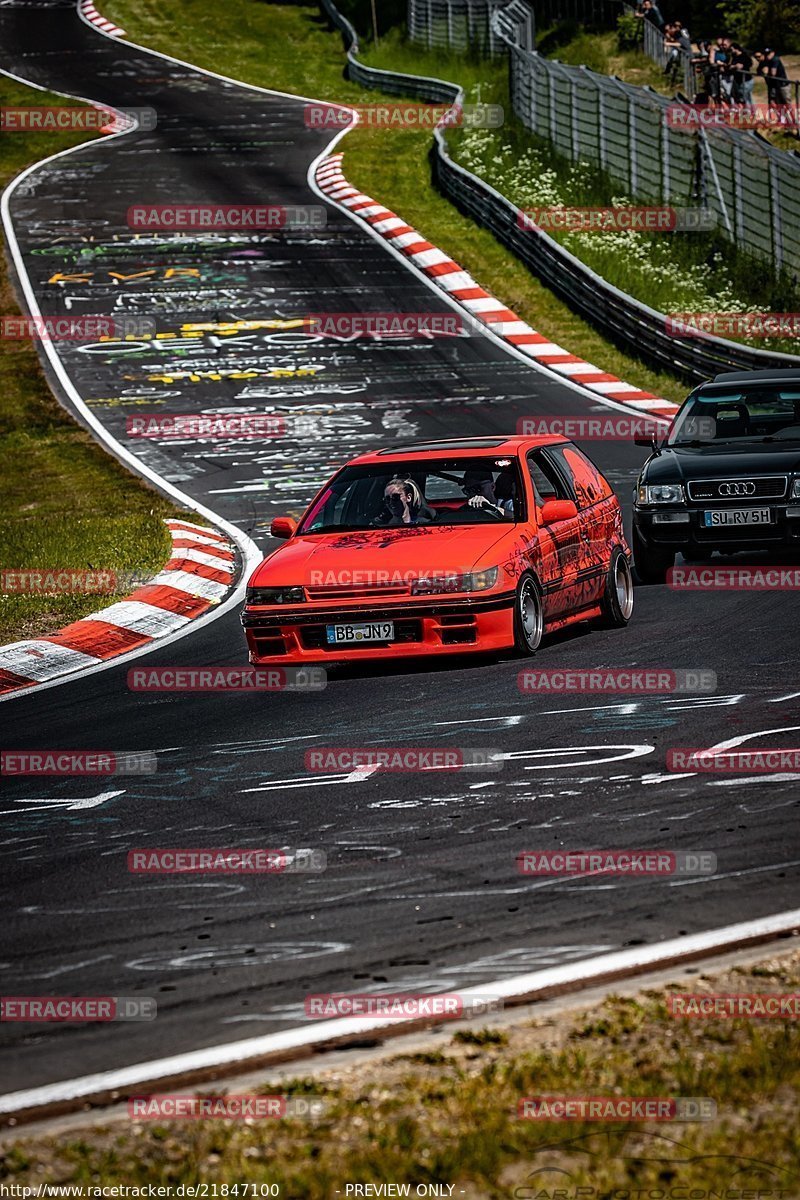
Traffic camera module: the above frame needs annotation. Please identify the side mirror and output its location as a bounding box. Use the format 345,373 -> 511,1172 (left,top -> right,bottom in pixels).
634,434 -> 660,453
270,516 -> 297,539
540,499 -> 578,524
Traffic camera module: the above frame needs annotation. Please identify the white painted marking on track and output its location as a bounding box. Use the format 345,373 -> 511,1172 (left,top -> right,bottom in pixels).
0,790 -> 124,816
500,744 -> 654,769
240,765 -> 381,792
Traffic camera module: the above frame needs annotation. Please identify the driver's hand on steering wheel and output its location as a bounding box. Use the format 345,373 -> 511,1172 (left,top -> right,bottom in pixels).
467,495 -> 488,508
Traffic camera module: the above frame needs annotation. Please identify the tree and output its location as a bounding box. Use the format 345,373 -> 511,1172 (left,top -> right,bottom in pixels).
719,0 -> 800,51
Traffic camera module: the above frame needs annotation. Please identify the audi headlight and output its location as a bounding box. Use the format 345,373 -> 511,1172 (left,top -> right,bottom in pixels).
247,587 -> 305,605
637,483 -> 685,505
411,567 -> 499,595
791,479 -> 800,499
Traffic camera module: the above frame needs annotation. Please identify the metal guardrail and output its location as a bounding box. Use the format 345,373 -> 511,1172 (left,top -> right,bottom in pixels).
318,0 -> 800,381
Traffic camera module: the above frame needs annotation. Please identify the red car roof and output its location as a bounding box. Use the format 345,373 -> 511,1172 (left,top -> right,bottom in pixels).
349,435 -> 568,465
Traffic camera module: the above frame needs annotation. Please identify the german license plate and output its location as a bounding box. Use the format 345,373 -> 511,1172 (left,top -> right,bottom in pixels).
325,621 -> 395,645
703,508 -> 771,527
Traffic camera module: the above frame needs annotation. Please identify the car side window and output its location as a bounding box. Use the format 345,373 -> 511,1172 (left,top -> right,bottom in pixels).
526,451 -> 570,506
547,443 -> 613,510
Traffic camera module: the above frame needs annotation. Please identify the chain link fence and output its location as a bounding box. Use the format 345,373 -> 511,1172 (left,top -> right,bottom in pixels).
405,0 -> 800,281
407,0 -> 534,55
318,0 -> 800,377
506,41 -> 800,277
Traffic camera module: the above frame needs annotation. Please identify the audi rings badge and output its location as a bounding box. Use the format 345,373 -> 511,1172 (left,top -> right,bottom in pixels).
718,481 -> 756,497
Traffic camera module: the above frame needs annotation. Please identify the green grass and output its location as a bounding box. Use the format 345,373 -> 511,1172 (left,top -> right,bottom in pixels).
0,76 -> 186,642
3,955 -> 799,1191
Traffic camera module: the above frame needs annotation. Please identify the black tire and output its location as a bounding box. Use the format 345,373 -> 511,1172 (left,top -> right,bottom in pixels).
632,525 -> 675,585
599,546 -> 635,627
513,572 -> 544,655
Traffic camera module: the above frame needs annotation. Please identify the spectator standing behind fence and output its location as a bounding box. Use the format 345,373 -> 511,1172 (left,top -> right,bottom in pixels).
711,37 -> 735,103
730,42 -> 754,105
663,20 -> 691,85
759,47 -> 792,108
636,0 -> 665,34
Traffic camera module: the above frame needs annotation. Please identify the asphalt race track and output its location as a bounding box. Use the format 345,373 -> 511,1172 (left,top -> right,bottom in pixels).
0,0 -> 798,1096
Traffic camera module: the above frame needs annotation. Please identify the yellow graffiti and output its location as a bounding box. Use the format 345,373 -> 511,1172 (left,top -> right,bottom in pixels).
93,318 -> 310,346
134,367 -> 321,384
47,267 -> 202,284
180,319 -> 311,334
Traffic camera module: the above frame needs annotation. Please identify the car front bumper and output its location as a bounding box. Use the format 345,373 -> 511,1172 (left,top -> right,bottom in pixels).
241,593 -> 517,663
634,504 -> 800,551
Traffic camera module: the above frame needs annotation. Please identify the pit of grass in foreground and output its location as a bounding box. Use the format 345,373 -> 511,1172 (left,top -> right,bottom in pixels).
2,952 -> 799,1192
0,76 -> 187,642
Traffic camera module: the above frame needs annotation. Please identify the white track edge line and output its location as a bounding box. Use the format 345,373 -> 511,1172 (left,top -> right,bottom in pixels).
0,82 -> 261,703
1,908 -> 798,1115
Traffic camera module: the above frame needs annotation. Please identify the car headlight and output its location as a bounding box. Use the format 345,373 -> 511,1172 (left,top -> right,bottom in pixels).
246,587 -> 305,605
411,567 -> 499,595
791,479 -> 800,499
637,483 -> 685,505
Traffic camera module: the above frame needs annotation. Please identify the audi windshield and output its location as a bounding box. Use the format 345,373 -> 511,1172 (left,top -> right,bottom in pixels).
668,388 -> 800,446
297,457 -> 526,533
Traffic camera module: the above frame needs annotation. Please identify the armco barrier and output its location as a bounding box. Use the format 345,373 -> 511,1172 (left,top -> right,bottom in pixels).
319,0 -> 800,381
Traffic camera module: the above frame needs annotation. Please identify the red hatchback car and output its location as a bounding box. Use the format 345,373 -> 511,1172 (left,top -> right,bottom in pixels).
241,436 -> 634,663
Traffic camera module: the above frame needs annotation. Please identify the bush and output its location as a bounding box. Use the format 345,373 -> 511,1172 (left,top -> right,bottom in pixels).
617,11 -> 642,49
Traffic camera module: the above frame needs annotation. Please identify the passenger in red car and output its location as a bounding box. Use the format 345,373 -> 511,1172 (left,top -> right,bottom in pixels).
372,478 -> 436,527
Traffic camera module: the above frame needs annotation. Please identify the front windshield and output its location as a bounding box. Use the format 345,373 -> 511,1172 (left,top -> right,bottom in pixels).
668,388 -> 800,446
297,456 -> 525,534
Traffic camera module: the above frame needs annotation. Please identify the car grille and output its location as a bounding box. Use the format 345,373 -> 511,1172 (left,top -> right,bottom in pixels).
687,476 -> 787,501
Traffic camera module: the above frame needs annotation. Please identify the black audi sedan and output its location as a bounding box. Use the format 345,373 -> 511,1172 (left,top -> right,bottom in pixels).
632,368 -> 800,582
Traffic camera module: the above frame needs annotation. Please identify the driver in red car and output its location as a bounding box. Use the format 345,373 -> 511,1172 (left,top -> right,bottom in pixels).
463,469 -> 516,518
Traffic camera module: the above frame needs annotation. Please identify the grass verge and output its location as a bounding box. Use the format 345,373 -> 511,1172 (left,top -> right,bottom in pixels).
0,76 -> 185,643
99,0 -> 689,405
2,952 -> 799,1191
